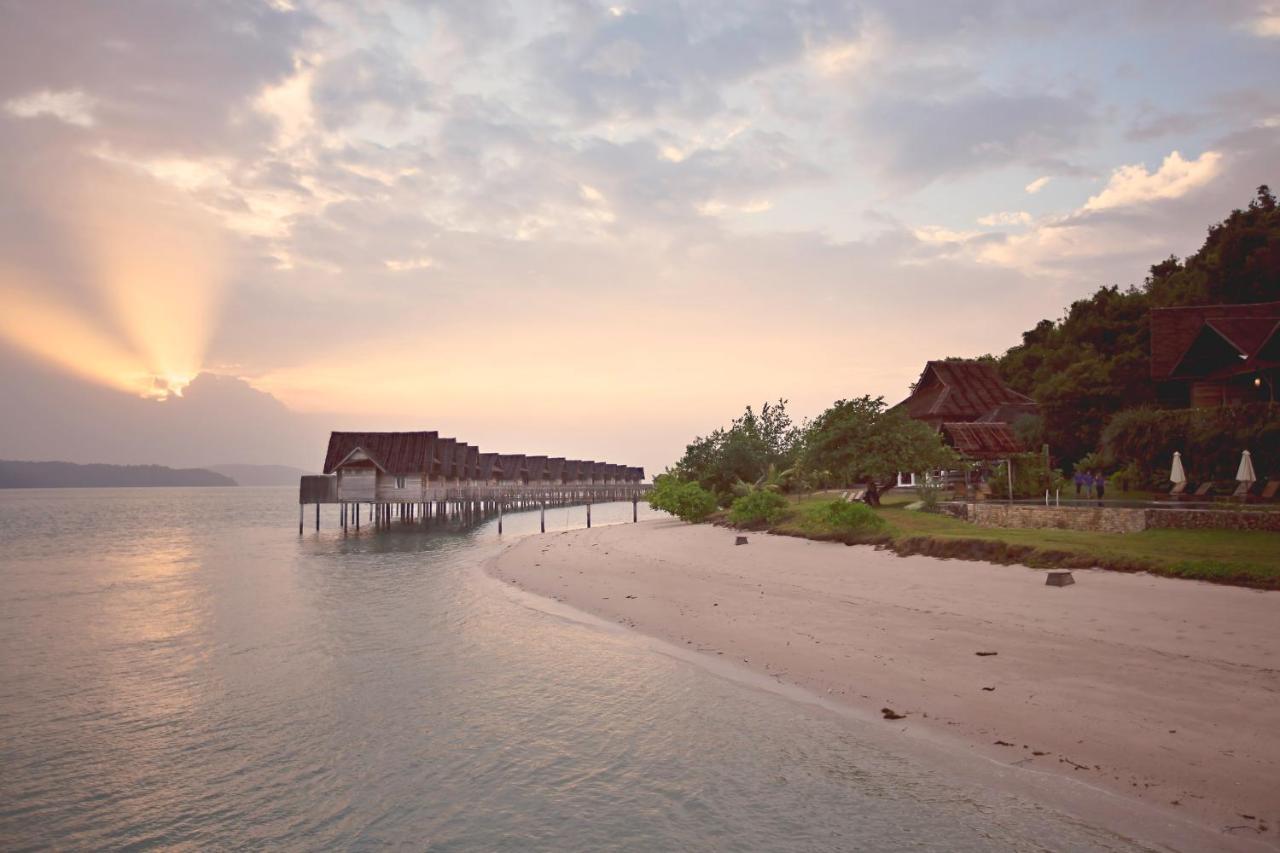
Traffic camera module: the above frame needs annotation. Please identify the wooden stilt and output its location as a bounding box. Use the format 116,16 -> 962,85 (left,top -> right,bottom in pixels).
540,500 -> 546,533
315,503 -> 320,531
299,505 -> 303,535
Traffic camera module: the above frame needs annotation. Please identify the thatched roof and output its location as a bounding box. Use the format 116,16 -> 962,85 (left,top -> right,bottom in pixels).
895,361 -> 1036,423
1151,302 -> 1280,380
323,431 -> 439,475
941,422 -> 1022,459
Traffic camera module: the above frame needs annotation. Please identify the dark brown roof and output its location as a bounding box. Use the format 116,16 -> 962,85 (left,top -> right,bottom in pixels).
477,453 -> 500,480
498,454 -> 526,481
1151,301 -> 1280,380
525,456 -> 548,480
434,438 -> 455,477
895,361 -> 1035,422
323,432 -> 643,483
323,431 -> 438,475
941,422 -> 1022,459
457,443 -> 474,478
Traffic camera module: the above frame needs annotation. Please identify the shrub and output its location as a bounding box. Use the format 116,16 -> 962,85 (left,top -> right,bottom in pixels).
992,452 -> 1065,499
915,481 -> 942,512
808,499 -> 887,534
728,490 -> 789,526
1101,404 -> 1280,487
645,476 -> 719,523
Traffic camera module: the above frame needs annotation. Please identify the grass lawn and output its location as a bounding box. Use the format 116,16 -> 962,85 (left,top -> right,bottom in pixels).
735,494 -> 1280,588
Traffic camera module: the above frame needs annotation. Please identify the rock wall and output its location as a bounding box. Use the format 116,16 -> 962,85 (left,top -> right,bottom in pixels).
1145,508 -> 1280,532
946,502 -> 1280,533
967,503 -> 1148,534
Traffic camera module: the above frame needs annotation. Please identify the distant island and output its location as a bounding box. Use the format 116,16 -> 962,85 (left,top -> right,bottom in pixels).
206,464 -> 310,486
0,460 -> 237,488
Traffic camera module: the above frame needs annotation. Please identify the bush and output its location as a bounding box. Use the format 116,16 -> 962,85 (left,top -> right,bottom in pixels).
728,490 -> 789,526
808,500 -> 887,534
1101,404 -> 1280,487
915,481 -> 943,512
645,476 -> 719,523
992,452 -> 1066,499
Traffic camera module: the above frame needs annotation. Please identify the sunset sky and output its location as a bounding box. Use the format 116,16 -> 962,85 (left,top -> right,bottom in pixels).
2,1 -> 1278,474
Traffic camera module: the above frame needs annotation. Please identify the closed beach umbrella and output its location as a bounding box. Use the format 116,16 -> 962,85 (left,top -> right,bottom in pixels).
1170,451 -> 1186,484
1236,450 -> 1257,486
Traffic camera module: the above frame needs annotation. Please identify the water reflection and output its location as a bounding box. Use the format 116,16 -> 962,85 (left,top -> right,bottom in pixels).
0,489 -> 1150,851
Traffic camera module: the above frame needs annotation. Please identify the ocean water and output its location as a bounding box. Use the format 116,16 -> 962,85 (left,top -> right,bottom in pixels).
0,487 -> 1152,851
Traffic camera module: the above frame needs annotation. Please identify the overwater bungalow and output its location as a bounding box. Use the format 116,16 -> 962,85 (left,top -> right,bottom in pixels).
525,456 -> 549,484
307,432 -> 648,531
477,452 -> 502,484
499,454 -> 528,485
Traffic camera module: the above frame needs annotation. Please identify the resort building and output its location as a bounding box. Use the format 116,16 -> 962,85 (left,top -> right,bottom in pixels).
890,360 -> 1037,488
320,432 -> 644,503
1150,301 -> 1280,407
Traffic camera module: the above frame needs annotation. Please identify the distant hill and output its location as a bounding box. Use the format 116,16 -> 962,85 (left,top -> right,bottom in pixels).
0,460 -> 236,488
206,464 -> 310,486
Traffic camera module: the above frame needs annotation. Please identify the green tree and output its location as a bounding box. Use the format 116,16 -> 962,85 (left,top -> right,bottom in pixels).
801,396 -> 956,505
671,400 -> 803,497
645,475 -> 719,523
991,186 -> 1280,469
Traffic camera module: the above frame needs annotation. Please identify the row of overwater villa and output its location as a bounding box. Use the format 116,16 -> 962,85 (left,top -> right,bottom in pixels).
299,431 -> 648,532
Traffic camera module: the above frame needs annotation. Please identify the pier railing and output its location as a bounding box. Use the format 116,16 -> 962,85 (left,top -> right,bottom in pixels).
297,474 -> 652,533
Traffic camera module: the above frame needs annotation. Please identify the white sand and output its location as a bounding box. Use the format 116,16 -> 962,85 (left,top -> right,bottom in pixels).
489,519 -> 1280,848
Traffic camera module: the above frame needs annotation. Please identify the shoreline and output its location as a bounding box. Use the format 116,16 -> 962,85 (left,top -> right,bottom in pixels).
488,519 -> 1279,851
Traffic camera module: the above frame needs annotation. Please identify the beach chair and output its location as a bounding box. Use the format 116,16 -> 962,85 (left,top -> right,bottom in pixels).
1167,481 -> 1187,499
1255,480 -> 1280,503
1185,481 -> 1214,501
1231,481 -> 1252,501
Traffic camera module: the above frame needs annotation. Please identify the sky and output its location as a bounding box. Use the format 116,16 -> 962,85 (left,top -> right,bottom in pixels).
1,0 -> 1278,475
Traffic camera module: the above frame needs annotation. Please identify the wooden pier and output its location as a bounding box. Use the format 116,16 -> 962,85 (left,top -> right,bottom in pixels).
298,431 -> 649,534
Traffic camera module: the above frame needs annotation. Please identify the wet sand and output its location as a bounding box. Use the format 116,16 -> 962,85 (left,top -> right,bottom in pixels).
489,519 -> 1279,849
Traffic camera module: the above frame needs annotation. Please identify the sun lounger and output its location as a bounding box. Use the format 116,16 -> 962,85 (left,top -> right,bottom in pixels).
1256,480 -> 1280,502
1232,481 -> 1251,500
1168,481 -> 1187,498
1187,481 -> 1214,500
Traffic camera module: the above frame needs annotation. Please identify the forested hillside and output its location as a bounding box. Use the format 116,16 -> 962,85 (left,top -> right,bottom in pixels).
994,186 -> 1280,468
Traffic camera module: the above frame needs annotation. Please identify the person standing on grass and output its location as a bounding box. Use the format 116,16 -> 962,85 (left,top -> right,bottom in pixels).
1094,470 -> 1106,504
1073,470 -> 1084,497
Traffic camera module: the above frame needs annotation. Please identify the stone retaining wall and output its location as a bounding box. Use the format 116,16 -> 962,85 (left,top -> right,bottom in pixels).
966,503 -> 1148,534
1144,508 -> 1280,532
943,502 -> 1280,533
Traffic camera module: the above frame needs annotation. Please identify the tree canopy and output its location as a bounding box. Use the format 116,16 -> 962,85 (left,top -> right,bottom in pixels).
800,396 -> 956,503
994,186 -> 1280,467
670,399 -> 802,495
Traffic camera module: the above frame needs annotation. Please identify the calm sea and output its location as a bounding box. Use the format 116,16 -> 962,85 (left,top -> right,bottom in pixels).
0,487 -> 1151,851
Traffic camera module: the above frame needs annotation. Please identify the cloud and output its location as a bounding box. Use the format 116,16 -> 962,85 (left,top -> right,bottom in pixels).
1025,176 -> 1052,194
978,211 -> 1033,227
1082,149 -> 1222,211
530,0 -> 862,122
1249,5 -> 1280,35
854,88 -> 1096,187
972,128 -> 1276,278
4,89 -> 96,126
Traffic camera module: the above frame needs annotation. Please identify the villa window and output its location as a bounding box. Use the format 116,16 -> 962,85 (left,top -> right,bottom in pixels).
395,475 -> 405,489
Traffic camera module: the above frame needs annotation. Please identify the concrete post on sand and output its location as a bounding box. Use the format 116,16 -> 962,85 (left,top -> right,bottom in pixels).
1046,571 -> 1075,586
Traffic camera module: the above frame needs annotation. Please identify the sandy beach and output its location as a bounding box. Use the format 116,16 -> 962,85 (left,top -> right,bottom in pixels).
490,519 -> 1279,849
